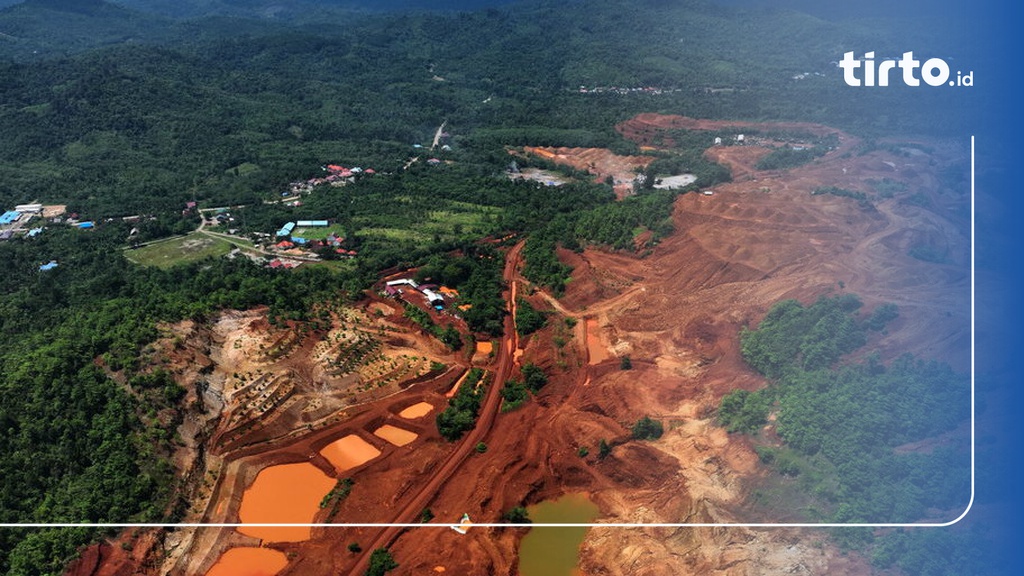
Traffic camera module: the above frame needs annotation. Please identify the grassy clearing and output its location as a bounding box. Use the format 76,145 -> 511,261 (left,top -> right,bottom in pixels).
355,227 -> 431,242
422,206 -> 498,237
306,259 -> 357,272
446,200 -> 502,213
426,210 -> 491,227
126,233 -> 237,268
292,223 -> 347,241
226,162 -> 261,176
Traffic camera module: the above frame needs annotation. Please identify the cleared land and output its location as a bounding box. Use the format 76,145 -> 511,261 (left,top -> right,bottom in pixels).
126,233 -> 253,269
522,145 -> 655,199
291,224 -> 346,241
653,173 -> 697,189
80,115 -> 968,576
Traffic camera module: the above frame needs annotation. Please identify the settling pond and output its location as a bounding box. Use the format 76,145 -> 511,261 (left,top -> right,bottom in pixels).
518,493 -> 600,576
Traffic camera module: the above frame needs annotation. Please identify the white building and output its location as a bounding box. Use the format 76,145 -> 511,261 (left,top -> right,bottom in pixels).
386,278 -> 419,288
15,203 -> 43,214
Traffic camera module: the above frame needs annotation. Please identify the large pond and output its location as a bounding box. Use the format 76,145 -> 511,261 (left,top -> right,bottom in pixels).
517,493 -> 600,576
237,462 -> 336,542
205,547 -> 288,576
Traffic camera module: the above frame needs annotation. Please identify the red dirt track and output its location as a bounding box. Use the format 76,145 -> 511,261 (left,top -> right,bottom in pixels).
344,241 -> 524,575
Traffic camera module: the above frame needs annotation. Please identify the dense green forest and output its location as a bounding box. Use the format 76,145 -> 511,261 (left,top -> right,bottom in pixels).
0,225 -> 347,573
0,0 -> 983,573
0,0 -> 978,214
721,295 -> 974,572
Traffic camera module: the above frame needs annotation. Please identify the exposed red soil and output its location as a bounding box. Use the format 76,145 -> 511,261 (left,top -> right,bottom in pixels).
74,115 -> 969,576
616,113 -> 843,147
522,145 -> 655,199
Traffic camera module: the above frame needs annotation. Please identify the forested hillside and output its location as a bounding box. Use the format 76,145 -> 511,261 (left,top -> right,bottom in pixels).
0,223 -> 349,574
720,295 -> 974,572
0,0 -> 976,213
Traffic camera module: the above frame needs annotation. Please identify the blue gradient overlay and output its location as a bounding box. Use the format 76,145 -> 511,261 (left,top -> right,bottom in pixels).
828,0 -> 1021,571
721,0 -> 1021,570
972,0 -> 1024,573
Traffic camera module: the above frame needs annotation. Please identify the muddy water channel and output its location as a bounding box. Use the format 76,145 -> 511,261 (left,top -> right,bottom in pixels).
585,319 -> 610,365
205,547 -> 288,576
237,462 -> 336,542
518,494 -> 600,576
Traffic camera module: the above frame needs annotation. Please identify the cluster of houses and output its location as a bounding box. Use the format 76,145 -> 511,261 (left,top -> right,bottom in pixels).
1,204 -> 44,231
271,220 -> 358,259
267,259 -> 300,270
281,164 -> 378,198
1,204 -> 81,243
576,85 -> 683,95
204,208 -> 236,229
384,278 -> 460,312
712,134 -> 746,146
791,71 -> 826,81
0,204 -> 81,271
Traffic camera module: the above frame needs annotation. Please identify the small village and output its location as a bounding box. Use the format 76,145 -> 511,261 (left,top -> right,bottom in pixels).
1,161 -> 386,271
575,85 -> 685,95
245,162 -> 387,266
2,120 -> 465,275
0,202 -> 86,270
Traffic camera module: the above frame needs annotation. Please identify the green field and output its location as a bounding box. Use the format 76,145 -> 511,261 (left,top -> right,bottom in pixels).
291,223 -> 347,241
125,233 -> 244,268
355,227 -> 432,242
426,209 -> 495,229
306,259 -> 357,273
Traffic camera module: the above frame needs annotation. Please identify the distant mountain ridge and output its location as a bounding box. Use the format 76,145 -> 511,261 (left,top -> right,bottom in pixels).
0,0 -> 527,59
110,0 -> 520,19
20,0 -> 111,13
0,0 -> 174,58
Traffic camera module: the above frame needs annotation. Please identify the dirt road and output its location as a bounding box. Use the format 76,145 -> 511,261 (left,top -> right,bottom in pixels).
345,241 -> 524,575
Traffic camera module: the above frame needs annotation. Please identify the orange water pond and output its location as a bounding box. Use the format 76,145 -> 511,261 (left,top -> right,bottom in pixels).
585,319 -> 610,365
373,424 -> 418,446
398,402 -> 433,419
237,462 -> 336,542
319,434 -> 381,472
205,547 -> 288,576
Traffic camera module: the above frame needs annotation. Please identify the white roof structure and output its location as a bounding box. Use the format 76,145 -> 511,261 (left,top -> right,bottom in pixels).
421,288 -> 444,304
